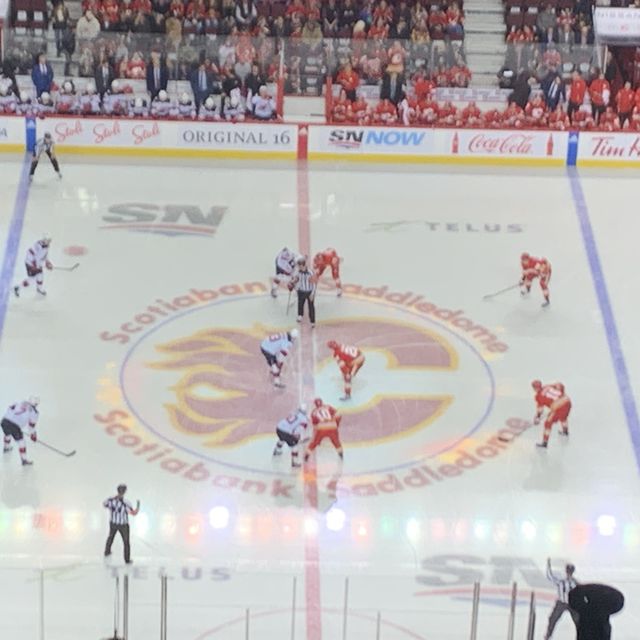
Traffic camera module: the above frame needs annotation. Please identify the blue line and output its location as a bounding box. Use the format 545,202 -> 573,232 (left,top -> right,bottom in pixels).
0,157 -> 31,341
568,167 -> 640,472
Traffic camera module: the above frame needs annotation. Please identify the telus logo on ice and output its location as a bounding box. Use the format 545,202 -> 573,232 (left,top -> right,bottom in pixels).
100,203 -> 228,238
329,129 -> 425,149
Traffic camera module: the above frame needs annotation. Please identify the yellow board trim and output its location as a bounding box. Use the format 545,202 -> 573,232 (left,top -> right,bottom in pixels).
57,145 -> 296,160
308,152 -> 565,166
0,144 -> 25,153
577,159 -> 640,168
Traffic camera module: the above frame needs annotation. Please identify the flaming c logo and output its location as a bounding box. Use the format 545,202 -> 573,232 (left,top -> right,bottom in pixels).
148,318 -> 459,448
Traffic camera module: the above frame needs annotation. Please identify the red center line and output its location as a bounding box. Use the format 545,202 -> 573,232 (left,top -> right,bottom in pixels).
297,160 -> 322,640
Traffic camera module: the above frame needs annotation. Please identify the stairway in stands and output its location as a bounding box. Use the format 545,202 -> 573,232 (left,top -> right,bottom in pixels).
464,0 -> 506,87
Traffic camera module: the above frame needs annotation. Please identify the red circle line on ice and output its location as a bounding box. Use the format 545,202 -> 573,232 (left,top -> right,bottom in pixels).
119,292 -> 496,478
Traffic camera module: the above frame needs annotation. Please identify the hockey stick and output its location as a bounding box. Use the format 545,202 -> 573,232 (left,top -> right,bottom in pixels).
286,290 -> 294,315
482,283 -> 520,300
53,263 -> 79,272
38,439 -> 76,457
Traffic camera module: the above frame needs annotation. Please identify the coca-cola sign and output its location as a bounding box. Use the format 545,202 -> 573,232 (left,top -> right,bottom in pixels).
468,133 -> 534,155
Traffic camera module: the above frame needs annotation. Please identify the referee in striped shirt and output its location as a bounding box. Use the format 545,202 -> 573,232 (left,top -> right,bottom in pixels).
103,484 -> 140,564
290,256 -> 317,327
545,557 -> 579,639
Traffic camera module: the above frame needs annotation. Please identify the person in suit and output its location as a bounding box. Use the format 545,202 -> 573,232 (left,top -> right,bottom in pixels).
94,59 -> 114,98
380,70 -> 405,105
146,53 -> 168,100
31,53 -> 54,97
190,61 -> 212,110
541,72 -> 565,110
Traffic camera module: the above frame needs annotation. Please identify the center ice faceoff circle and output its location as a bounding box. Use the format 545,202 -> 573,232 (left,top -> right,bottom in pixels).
120,295 -> 495,477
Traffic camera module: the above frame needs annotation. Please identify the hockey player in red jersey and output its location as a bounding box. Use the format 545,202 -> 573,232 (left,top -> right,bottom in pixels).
327,340 -> 365,400
304,398 -> 343,461
520,253 -> 552,306
531,380 -> 572,448
313,247 -> 342,296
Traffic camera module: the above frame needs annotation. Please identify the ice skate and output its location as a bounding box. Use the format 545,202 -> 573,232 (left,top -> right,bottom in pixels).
13,286 -> 19,297
536,441 -> 548,448
37,288 -> 47,296
270,287 -> 277,298
541,299 -> 550,307
21,458 -> 33,466
337,288 -> 343,297
3,445 -> 12,453
273,446 -> 283,456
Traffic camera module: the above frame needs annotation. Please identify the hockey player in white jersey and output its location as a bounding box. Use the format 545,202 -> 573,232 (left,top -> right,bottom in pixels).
55,80 -> 77,114
28,133 -> 61,182
2,397 -> 40,465
177,92 -> 197,119
0,80 -> 18,114
150,90 -> 173,118
130,96 -> 149,117
14,235 -> 53,297
260,329 -> 298,388
273,404 -> 308,467
78,82 -> 101,115
271,247 -> 297,298
222,88 -> 245,122
198,95 -> 221,121
17,92 -> 35,116
35,91 -> 56,116
103,80 -> 129,116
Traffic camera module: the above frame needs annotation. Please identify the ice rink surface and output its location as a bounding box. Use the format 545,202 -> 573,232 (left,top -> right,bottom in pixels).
0,154 -> 639,639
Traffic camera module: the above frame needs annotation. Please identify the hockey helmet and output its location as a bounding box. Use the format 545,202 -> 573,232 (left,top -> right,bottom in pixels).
565,563 -> 575,575
41,91 -> 51,104
63,80 -> 74,94
0,81 -> 9,97
289,328 -> 299,341
179,91 -> 190,104
327,340 -> 338,350
20,92 -> 31,103
134,97 -> 143,108
43,132 -> 52,141
531,379 -> 542,390
28,396 -> 40,408
86,81 -> 96,95
117,484 -> 127,495
313,397 -> 323,408
325,247 -> 336,255
111,79 -> 121,93
296,255 -> 307,265
204,96 -> 214,109
521,252 -> 530,261
158,89 -> 168,102
298,403 -> 308,414
41,233 -> 52,247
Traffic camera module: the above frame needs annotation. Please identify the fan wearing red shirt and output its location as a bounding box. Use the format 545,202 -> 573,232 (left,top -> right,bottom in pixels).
374,98 -> 398,124
461,101 -> 482,127
373,0 -> 393,24
304,398 -> 343,461
101,0 -> 120,28
332,89 -> 351,123
616,81 -> 635,127
327,341 -> 365,400
369,17 -> 389,40
483,108 -> 502,128
520,253 -> 552,306
568,71 -> 587,121
336,62 -> 360,102
434,65 -> 450,87
429,7 -> 447,39
168,0 -> 184,18
313,247 -> 342,295
589,70 -> 610,124
531,380 -> 572,448
524,94 -> 548,128
629,105 -> 640,131
133,0 -> 152,14
413,71 -> 435,100
285,0 -> 306,21
548,105 -> 570,130
449,64 -> 471,88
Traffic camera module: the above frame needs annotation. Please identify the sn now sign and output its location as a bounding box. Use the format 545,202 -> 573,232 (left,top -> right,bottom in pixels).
309,125 -> 433,157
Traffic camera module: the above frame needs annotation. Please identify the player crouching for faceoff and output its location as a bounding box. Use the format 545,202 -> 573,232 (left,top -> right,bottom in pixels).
29,133 -> 61,182
532,380 -> 572,448
2,397 -> 40,466
271,247 -> 297,298
520,252 -> 552,307
14,235 -> 53,297
273,404 -> 308,468
260,329 -> 298,388
328,341 -> 365,400
313,247 -> 342,296
304,398 -> 344,462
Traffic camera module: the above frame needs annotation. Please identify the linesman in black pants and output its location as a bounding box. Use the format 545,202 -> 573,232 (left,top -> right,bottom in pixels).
290,255 -> 317,328
29,132 -> 62,182
103,484 -> 140,564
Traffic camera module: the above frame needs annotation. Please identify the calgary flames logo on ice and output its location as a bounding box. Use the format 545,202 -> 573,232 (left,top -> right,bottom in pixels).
148,318 -> 458,448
